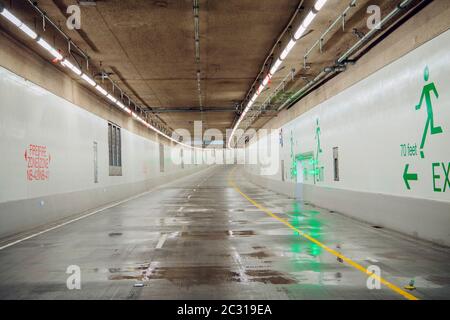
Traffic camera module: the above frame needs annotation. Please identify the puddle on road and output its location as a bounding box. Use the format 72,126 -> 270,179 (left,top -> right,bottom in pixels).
246,270 -> 297,285
109,266 -> 241,285
244,251 -> 272,259
230,230 -> 255,236
108,232 -> 123,237
108,264 -> 297,286
179,231 -> 229,240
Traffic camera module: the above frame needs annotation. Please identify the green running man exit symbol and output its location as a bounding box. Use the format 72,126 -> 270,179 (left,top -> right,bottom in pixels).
415,66 -> 443,159
315,118 -> 322,161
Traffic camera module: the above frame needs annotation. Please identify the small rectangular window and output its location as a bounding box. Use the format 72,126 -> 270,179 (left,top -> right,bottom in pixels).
93,141 -> 98,183
180,149 -> 184,169
333,147 -> 339,181
117,127 -> 121,166
108,122 -> 122,176
159,143 -> 165,173
112,126 -> 116,166
108,124 -> 113,166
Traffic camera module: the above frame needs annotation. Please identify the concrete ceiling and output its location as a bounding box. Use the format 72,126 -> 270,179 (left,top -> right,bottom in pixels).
240,0 -> 409,132
27,0 -> 302,135
0,0 -> 417,139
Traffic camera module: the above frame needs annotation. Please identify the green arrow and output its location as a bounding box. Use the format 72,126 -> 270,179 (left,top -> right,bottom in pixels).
403,164 -> 418,190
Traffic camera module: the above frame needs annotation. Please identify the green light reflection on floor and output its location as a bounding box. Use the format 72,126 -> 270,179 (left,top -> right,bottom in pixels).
289,202 -> 323,258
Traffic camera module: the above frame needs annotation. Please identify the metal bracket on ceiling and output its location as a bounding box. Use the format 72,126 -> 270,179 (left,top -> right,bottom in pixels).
96,70 -> 113,82
278,0 -> 418,113
341,59 -> 356,66
303,57 -> 311,70
352,28 -> 365,39
301,76 -> 312,83
324,64 -> 346,74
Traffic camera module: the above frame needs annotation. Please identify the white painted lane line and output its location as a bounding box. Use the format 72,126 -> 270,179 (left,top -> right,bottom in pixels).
142,261 -> 158,281
155,233 -> 168,249
0,166 -> 215,251
0,184 -> 168,251
230,247 -> 249,283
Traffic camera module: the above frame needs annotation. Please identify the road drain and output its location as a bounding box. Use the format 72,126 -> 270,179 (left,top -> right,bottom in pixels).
109,232 -> 123,237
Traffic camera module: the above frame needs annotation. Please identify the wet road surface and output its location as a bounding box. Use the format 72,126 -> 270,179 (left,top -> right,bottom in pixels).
0,165 -> 449,299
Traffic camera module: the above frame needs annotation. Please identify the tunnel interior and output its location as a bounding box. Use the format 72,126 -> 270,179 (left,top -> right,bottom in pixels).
0,0 -> 449,303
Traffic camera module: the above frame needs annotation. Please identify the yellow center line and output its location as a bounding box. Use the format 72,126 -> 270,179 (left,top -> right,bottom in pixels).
227,167 -> 419,301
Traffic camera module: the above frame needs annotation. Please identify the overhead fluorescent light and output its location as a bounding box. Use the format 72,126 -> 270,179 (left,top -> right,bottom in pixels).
0,7 -> 37,39
294,25 -> 306,40
280,39 -> 296,60
263,74 -> 272,86
106,94 -> 117,103
257,84 -> 265,95
0,8 -> 22,27
61,59 -> 82,75
270,58 -> 282,75
0,5 -> 202,151
81,73 -> 96,87
37,38 -> 63,60
37,38 -> 52,51
303,11 -> 317,29
229,2 -> 326,149
116,101 -> 125,109
95,85 -> 108,96
314,0 -> 328,11
18,23 -> 37,39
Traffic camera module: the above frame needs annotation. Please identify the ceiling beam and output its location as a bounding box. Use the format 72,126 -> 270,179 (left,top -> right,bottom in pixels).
146,107 -> 237,114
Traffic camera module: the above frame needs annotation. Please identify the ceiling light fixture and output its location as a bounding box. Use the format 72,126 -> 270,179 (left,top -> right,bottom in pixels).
61,59 -> 82,76
280,39 -> 297,60
0,6 -> 38,39
0,6 -> 21,27
81,73 -> 96,87
314,0 -> 329,11
95,85 -> 108,96
270,58 -> 283,75
18,23 -> 37,39
294,25 -> 307,40
37,38 -> 63,60
106,94 -> 117,103
228,0 -> 328,149
0,5 -> 203,151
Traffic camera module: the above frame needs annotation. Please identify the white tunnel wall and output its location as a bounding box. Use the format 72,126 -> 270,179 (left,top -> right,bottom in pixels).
245,29 -> 450,246
0,66 -> 209,239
